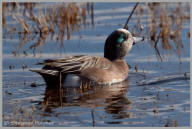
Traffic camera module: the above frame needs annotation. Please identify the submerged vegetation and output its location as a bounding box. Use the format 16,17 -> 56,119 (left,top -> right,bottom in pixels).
151,3 -> 189,61
3,2 -> 94,56
2,2 -> 190,59
135,3 -> 190,61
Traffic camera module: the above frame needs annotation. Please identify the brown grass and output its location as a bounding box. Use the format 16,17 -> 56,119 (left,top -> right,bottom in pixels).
144,3 -> 189,61
3,2 -> 190,61
134,3 -> 189,61
3,2 -> 94,56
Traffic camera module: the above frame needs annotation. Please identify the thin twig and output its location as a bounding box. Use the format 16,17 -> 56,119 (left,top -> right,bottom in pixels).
91,108 -> 95,127
154,31 -> 163,62
124,2 -> 139,30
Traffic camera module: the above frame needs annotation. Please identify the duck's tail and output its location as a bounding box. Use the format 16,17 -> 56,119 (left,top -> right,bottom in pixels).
30,69 -> 59,76
30,69 -> 67,87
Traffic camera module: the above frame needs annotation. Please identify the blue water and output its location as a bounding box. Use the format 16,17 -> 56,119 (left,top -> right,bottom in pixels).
2,2 -> 190,127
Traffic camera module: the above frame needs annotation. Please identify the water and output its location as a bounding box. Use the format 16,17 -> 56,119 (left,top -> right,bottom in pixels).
2,3 -> 190,127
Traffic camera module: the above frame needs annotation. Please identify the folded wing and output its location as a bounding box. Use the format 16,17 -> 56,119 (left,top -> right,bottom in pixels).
31,55 -> 104,76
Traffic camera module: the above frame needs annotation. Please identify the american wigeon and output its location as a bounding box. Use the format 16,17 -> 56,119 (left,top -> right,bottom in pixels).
30,28 -> 144,86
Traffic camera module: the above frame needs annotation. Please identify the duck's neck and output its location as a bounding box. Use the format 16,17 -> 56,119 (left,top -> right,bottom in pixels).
104,51 -> 125,61
113,59 -> 129,77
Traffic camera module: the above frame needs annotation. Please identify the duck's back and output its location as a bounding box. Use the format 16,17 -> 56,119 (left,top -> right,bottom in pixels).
31,55 -> 128,85
31,55 -> 99,75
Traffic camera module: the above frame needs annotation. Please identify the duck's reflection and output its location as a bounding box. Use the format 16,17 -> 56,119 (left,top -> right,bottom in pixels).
40,80 -> 133,120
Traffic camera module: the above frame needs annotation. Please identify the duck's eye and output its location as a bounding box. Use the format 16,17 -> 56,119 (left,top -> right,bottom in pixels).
117,34 -> 125,44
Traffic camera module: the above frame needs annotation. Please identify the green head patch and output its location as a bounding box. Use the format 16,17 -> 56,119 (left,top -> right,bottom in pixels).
117,34 -> 124,44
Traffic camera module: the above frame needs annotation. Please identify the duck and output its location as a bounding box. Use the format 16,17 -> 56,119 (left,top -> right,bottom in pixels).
30,28 -> 144,86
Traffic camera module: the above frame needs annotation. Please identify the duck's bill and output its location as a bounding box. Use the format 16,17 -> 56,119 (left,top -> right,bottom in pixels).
133,36 -> 145,45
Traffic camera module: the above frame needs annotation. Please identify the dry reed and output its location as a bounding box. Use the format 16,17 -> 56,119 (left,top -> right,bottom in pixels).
136,3 -> 190,61
3,2 -> 190,61
3,2 -> 94,56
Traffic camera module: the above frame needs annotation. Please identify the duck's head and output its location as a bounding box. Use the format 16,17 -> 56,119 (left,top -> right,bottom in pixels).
104,28 -> 143,61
